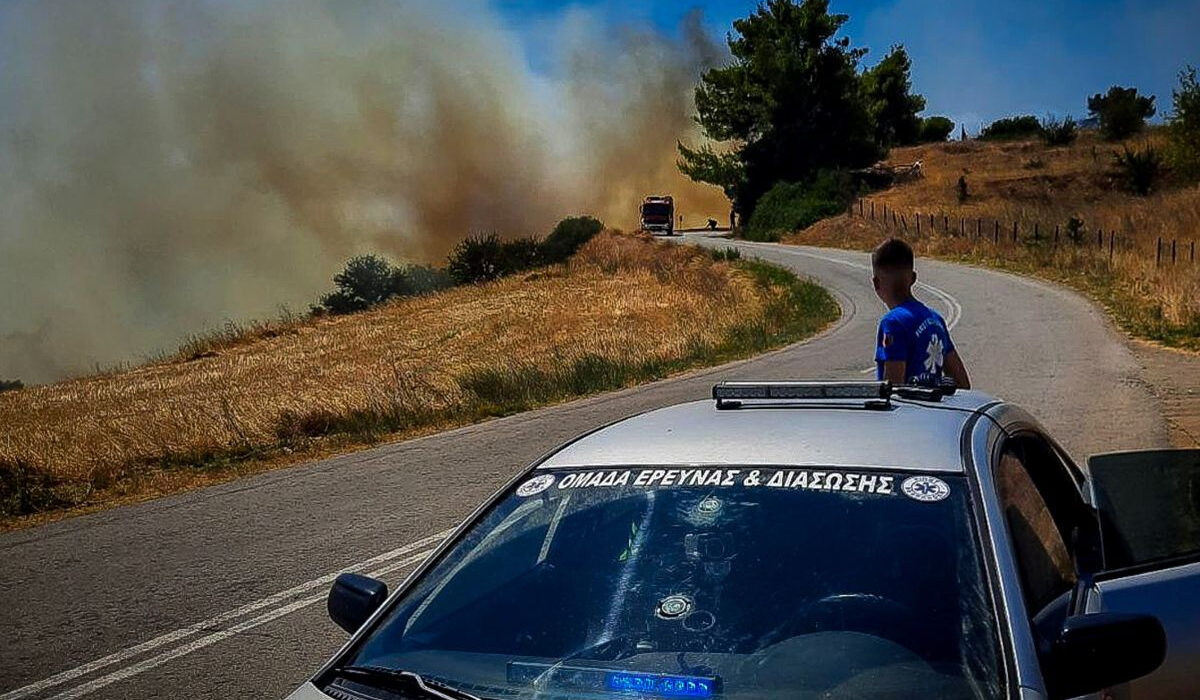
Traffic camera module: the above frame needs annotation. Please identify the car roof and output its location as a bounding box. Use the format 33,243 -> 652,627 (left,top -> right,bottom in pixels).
537,390 -> 1000,474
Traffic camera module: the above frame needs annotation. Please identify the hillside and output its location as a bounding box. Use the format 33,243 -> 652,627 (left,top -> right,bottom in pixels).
0,232 -> 837,526
788,129 -> 1200,350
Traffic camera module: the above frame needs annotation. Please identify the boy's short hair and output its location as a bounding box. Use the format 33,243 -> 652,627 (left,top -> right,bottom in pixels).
872,238 -> 914,271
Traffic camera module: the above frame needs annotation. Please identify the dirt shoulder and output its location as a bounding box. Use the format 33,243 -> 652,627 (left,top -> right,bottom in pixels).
1131,341 -> 1200,447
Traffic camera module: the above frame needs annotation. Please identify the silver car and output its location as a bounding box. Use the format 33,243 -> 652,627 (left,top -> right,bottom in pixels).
288,381 -> 1200,700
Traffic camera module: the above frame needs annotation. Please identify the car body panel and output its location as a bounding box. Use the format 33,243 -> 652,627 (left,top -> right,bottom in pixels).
538,393 -> 998,473
1091,562 -> 1200,697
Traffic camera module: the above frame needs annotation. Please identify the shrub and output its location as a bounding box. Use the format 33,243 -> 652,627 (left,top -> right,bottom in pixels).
393,264 -> 453,297
710,247 -> 742,262
320,254 -> 398,314
980,115 -> 1042,141
956,175 -> 969,203
447,234 -> 507,284
1041,115 -> 1078,146
918,116 -> 955,143
1023,157 -> 1046,169
501,236 -> 544,272
1112,146 -> 1164,196
1065,216 -> 1086,244
1167,65 -> 1200,182
319,256 -> 453,315
0,379 -> 22,393
0,460 -> 65,517
541,216 -> 603,263
744,171 -> 856,242
446,234 -> 544,285
1088,86 -> 1156,141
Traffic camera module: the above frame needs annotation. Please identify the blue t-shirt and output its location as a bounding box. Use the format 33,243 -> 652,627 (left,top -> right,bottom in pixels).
875,298 -> 955,385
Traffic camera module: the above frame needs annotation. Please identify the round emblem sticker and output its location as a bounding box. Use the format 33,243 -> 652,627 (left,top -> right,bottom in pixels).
901,475 -> 951,502
516,474 -> 555,497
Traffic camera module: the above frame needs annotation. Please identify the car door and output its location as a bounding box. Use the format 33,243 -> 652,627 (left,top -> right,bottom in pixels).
1085,449 -> 1200,698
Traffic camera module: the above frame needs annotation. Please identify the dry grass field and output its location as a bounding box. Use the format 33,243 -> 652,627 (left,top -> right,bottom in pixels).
787,129 -> 1200,349
0,232 -> 837,526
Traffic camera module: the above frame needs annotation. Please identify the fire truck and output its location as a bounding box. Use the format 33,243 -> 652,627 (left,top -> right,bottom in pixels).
640,195 -> 675,235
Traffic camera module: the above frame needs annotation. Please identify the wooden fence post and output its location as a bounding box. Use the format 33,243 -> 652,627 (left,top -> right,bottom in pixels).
893,211 -> 898,228
1109,231 -> 1115,262
976,218 -> 981,237
916,213 -> 921,235
1054,225 -> 1059,245
929,213 -> 934,230
1012,221 -> 1018,243
1033,223 -> 1039,242
1097,229 -> 1102,247
871,201 -> 875,220
994,223 -> 999,244
1172,239 -> 1177,265
1192,240 -> 1196,263
859,200 -> 864,216
901,215 -> 908,232
1156,237 -> 1162,267
944,215 -> 948,232
960,218 -> 964,236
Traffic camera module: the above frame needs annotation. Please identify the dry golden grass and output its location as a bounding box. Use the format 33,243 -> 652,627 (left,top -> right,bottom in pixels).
0,232 -> 835,525
787,130 -> 1200,346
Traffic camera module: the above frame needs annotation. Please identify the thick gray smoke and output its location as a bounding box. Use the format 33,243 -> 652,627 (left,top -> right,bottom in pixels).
0,0 -> 726,383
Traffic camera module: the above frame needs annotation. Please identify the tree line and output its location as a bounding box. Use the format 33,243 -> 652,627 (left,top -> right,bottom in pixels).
314,216 -> 604,315
678,0 -> 1200,236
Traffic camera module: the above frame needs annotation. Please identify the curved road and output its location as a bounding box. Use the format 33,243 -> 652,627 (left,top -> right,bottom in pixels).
0,238 -> 1169,699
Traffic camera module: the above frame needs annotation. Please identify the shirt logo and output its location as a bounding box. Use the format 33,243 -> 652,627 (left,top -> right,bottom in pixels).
924,335 -> 945,375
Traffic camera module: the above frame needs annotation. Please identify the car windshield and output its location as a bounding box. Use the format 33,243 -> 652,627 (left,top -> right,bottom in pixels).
642,203 -> 672,218
340,467 -> 1003,700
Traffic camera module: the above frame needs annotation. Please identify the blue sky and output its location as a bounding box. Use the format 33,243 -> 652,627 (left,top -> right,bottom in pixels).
497,0 -> 1200,134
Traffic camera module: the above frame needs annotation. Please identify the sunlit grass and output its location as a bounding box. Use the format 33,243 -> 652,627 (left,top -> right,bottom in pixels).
0,232 -> 836,525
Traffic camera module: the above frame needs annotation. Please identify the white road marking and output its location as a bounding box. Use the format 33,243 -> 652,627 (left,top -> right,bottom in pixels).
1,529 -> 452,700
45,548 -> 439,700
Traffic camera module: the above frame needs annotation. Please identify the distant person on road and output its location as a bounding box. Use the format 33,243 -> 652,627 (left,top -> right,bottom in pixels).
872,238 -> 971,389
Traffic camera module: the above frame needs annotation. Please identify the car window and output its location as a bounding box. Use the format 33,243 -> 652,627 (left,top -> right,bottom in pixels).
995,446 -> 1076,613
337,466 -> 1004,700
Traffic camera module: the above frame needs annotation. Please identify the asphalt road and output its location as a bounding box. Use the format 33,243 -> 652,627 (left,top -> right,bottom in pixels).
0,238 -> 1169,700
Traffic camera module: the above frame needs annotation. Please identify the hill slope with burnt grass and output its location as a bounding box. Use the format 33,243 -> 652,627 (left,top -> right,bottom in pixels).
0,232 -> 837,526
790,130 -> 1199,351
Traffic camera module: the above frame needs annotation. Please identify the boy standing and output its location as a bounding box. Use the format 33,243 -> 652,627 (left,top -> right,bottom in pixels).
872,238 -> 971,389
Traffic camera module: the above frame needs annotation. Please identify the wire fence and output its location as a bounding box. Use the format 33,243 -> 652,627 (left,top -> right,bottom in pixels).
850,198 -> 1198,268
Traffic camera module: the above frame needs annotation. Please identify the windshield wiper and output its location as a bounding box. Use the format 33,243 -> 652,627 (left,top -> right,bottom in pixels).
331,666 -> 484,700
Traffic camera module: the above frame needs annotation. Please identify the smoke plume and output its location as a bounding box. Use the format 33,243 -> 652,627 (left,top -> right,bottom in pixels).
0,0 -> 727,383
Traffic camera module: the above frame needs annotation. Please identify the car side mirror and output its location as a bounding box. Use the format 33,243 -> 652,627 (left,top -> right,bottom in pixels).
328,573 -> 388,634
1044,612 -> 1165,699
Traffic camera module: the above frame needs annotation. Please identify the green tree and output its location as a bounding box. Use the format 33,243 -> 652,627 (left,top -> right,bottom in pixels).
1167,65 -> 1200,182
918,116 -> 955,143
320,254 -> 397,314
860,45 -> 925,147
679,0 -> 880,220
1088,86 -> 1156,141
541,216 -> 604,263
980,115 -> 1041,141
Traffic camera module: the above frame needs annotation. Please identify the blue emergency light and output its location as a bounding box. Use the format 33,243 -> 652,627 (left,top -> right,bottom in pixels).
605,671 -> 717,697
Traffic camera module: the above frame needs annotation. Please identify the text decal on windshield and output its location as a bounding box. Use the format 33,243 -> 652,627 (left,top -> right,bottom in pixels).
520,468 -> 911,496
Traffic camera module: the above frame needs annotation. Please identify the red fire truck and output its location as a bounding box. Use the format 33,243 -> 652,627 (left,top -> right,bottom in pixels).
640,195 -> 675,236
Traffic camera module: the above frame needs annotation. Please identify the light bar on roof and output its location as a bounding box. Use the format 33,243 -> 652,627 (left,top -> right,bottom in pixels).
712,380 -> 889,402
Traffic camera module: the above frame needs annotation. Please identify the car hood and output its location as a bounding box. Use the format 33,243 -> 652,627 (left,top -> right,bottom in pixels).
283,682 -> 331,700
